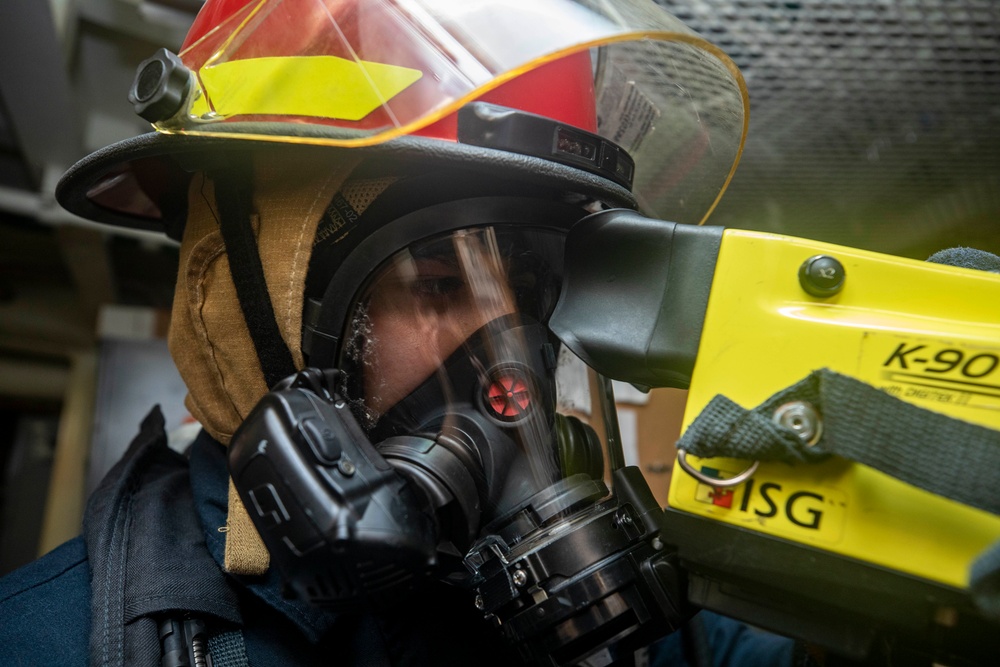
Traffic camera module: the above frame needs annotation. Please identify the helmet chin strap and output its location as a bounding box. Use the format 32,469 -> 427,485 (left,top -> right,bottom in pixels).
211,163 -> 298,389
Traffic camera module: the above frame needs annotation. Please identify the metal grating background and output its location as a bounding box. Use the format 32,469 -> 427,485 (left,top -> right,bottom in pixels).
657,0 -> 1000,258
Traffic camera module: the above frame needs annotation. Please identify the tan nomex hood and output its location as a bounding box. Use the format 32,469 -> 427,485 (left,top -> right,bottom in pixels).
168,153 -> 359,574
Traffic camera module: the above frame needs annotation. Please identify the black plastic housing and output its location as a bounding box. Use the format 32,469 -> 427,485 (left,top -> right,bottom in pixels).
457,102 -> 635,190
228,379 -> 437,607
464,467 -> 690,666
549,210 -> 723,389
662,508 -> 1000,665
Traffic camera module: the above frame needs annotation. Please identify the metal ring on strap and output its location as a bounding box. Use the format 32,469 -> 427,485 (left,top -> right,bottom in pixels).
675,450 -> 759,487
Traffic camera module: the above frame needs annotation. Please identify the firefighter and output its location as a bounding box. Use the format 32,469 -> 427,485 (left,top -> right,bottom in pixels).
0,0 -> 795,664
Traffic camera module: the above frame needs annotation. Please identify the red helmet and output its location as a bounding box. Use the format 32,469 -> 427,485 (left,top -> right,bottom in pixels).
56,0 -> 747,239
57,1 -> 748,579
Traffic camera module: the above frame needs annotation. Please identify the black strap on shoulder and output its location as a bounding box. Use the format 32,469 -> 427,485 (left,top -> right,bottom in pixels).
211,162 -> 297,389
84,408 -> 244,667
676,368 -> 1000,514
208,629 -> 251,667
159,616 -> 250,667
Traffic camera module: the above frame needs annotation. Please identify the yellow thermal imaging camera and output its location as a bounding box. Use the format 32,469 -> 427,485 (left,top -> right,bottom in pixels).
550,209 -> 1000,665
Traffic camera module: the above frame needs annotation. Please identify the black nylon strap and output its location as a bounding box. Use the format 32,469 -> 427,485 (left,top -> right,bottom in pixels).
207,630 -> 250,667
211,165 -> 297,389
677,368 -> 1000,515
84,408 -> 243,667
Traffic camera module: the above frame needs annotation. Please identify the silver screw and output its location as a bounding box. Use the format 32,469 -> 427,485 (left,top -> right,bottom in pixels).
512,569 -> 528,587
339,459 -> 356,476
773,401 -> 823,446
614,511 -> 634,528
651,537 -> 664,551
474,595 -> 485,610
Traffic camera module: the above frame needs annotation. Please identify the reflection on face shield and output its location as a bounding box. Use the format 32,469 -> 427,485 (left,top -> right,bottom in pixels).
339,226 -> 587,521
354,231 -> 519,419
341,226 -> 561,425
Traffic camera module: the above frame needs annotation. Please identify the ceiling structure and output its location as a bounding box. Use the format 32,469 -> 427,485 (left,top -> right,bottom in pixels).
0,0 -> 998,390
0,0 -> 195,394
664,0 -> 1000,258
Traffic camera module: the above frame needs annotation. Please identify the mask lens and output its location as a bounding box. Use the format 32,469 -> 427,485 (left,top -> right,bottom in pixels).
339,226 -> 562,423
338,225 -> 610,526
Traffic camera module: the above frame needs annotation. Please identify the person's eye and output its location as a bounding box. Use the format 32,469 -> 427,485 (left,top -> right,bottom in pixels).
411,276 -> 464,297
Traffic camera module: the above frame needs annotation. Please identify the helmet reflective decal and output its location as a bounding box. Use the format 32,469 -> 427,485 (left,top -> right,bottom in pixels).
191,55 -> 423,121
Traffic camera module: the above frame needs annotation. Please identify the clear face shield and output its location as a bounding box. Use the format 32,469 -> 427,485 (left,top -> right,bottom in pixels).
337,226 -> 614,553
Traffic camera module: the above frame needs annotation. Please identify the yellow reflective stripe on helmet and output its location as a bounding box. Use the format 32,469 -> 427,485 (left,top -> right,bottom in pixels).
190,56 -> 423,121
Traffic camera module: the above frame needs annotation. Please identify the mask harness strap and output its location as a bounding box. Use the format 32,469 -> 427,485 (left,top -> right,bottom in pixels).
211,163 -> 298,389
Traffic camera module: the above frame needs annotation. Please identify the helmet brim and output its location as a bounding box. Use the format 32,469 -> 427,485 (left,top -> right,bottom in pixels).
56,128 -> 637,242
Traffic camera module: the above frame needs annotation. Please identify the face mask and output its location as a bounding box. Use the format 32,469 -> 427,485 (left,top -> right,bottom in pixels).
230,218 -> 688,666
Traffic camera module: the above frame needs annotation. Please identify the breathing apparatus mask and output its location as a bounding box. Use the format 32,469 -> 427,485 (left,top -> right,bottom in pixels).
228,199 -> 689,665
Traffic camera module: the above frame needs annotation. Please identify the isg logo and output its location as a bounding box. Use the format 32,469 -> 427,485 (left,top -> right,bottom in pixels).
694,466 -> 846,542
